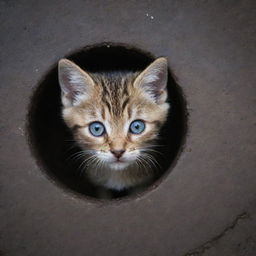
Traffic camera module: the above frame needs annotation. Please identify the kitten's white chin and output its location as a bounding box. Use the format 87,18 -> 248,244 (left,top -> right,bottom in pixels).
108,161 -> 131,171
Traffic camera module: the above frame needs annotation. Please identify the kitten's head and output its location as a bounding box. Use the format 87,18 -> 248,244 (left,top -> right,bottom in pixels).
58,58 -> 169,170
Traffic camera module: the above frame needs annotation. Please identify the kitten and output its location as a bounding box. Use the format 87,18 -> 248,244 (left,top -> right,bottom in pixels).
58,57 -> 170,191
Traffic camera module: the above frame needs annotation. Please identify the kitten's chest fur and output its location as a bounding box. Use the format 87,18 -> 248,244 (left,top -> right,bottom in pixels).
86,166 -> 154,191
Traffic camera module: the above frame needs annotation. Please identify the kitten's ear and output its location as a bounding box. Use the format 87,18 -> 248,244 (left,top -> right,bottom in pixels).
134,57 -> 168,104
58,59 -> 94,107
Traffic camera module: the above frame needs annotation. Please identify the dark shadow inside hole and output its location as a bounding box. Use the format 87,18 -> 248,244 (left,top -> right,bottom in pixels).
27,42 -> 187,199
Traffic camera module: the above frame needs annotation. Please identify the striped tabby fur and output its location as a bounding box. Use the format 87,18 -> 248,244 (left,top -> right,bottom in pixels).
58,57 -> 170,190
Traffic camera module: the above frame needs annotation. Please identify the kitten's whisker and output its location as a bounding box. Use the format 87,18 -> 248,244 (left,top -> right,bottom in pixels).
136,157 -> 145,171
137,155 -> 150,173
79,155 -> 101,176
93,158 -> 104,174
78,154 -> 97,174
144,144 -> 165,148
83,155 -> 97,167
140,148 -> 164,156
73,149 -> 94,156
134,159 -> 140,170
140,153 -> 160,173
69,151 -> 85,159
68,153 -> 85,162
143,153 -> 161,171
68,150 -> 93,162
78,159 -> 88,174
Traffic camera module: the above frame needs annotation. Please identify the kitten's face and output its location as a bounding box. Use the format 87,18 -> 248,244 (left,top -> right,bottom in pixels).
58,58 -> 169,170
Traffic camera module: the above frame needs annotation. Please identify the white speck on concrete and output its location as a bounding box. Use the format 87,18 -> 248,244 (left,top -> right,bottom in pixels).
146,13 -> 154,20
18,126 -> 25,136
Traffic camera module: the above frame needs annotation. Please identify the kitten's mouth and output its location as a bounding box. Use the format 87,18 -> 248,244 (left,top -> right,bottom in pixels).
115,159 -> 125,163
112,158 -> 127,165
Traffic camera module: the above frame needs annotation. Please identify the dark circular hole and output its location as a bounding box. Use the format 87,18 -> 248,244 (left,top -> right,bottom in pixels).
27,42 -> 187,200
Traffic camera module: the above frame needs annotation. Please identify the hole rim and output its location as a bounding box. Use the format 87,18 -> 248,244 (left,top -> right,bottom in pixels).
26,42 -> 188,203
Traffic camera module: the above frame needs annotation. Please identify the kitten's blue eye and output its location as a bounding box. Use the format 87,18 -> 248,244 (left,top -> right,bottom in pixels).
129,120 -> 145,134
89,122 -> 105,137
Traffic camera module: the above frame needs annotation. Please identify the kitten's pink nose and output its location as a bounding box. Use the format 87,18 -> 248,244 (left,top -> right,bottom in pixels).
111,149 -> 125,159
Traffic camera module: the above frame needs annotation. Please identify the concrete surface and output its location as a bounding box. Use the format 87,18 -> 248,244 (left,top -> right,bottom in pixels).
0,0 -> 256,255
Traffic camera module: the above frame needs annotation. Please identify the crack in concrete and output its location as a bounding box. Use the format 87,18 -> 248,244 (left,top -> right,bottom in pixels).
184,212 -> 250,256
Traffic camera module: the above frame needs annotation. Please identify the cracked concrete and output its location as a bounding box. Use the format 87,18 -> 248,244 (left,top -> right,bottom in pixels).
185,204 -> 256,256
184,212 -> 250,256
0,0 -> 256,255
